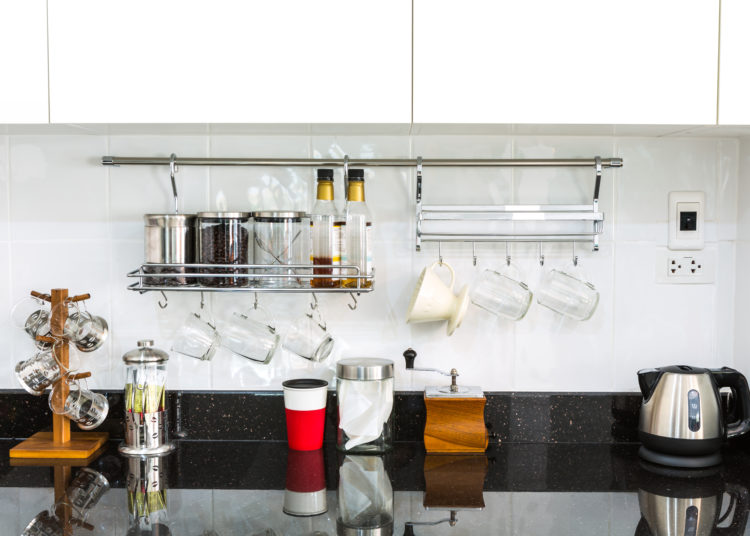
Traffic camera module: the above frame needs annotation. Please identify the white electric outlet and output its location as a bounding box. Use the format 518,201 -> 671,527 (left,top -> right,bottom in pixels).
655,247 -> 715,284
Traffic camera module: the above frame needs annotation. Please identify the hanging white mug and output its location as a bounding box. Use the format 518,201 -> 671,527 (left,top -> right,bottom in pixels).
405,261 -> 470,336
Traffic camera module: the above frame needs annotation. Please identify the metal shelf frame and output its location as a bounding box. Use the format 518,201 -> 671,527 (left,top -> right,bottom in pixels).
127,263 -> 373,294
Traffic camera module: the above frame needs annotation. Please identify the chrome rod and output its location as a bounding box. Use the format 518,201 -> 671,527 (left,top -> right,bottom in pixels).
103,156 -> 623,168
421,211 -> 603,221
420,233 -> 600,242
422,204 -> 597,212
127,282 -> 373,294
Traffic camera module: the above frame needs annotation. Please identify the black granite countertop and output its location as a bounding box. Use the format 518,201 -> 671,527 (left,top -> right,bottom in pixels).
3,439 -> 750,535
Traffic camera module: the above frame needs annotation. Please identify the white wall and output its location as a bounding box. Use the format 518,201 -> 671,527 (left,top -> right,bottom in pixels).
0,130 -> 741,392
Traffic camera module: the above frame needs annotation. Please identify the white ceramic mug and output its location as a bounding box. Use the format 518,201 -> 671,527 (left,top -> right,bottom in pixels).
537,267 -> 599,321
470,267 -> 533,321
405,261 -> 470,336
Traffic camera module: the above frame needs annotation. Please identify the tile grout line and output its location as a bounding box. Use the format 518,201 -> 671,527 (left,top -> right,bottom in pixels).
716,0 -> 722,126
45,0 -> 51,123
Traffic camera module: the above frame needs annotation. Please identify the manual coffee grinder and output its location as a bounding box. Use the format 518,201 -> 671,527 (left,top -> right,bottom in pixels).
403,349 -> 488,453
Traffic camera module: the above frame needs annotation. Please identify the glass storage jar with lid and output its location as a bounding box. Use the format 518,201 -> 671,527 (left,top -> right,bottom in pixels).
253,211 -> 307,288
336,358 -> 394,453
196,212 -> 252,287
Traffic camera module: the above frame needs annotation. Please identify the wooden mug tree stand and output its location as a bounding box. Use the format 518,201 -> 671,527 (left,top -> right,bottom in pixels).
9,289 -> 109,460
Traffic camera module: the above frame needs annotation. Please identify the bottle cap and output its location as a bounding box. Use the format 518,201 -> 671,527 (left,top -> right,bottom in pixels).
348,169 -> 365,181
317,169 -> 334,181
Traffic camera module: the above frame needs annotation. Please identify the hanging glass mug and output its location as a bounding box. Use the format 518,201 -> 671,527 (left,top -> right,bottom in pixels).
51,301 -> 109,353
48,374 -> 109,430
283,301 -> 334,362
11,295 -> 53,349
14,342 -> 66,396
221,305 -> 280,364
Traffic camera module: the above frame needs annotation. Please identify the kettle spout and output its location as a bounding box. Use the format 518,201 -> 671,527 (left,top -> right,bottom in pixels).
637,368 -> 662,400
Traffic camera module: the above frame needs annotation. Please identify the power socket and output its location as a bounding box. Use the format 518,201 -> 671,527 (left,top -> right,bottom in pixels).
655,247 -> 715,284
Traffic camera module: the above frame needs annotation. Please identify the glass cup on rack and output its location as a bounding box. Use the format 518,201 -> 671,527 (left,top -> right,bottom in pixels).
54,301 -> 109,353
48,375 -> 109,430
11,295 -> 53,349
283,305 -> 334,362
470,265 -> 533,321
221,306 -> 280,364
537,263 -> 599,321
14,344 -> 65,395
172,311 -> 221,361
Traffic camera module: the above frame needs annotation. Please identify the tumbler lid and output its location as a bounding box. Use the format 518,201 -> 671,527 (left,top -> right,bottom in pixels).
122,339 -> 169,364
337,358 -> 394,381
196,211 -> 251,219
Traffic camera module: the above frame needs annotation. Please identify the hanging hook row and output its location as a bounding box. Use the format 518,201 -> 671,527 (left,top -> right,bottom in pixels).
169,153 -> 179,214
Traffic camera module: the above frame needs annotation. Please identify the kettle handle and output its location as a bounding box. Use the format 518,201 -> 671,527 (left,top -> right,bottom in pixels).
711,367 -> 750,439
713,483 -> 750,536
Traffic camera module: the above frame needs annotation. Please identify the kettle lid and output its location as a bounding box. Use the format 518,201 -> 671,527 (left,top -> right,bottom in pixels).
651,365 -> 711,375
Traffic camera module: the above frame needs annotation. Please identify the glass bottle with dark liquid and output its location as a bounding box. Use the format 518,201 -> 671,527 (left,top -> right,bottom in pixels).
310,169 -> 340,288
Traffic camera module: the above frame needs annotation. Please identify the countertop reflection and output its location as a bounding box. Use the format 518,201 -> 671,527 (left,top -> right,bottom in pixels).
2,440 -> 750,535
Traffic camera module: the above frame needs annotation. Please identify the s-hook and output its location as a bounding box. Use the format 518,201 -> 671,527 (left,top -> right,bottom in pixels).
506,242 -> 511,266
438,241 -> 443,266
348,293 -> 358,311
253,292 -> 259,310
472,242 -> 477,266
310,292 -> 319,311
158,291 -> 168,309
169,153 -> 179,214
200,291 -> 205,310
538,242 -> 545,266
573,242 -> 579,267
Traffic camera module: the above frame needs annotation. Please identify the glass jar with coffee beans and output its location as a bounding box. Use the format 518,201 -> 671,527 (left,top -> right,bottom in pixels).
196,212 -> 252,287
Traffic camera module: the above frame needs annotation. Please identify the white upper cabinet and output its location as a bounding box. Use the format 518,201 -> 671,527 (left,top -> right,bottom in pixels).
719,0 -> 750,125
414,0 -> 719,125
0,1 -> 49,123
47,1 -> 411,123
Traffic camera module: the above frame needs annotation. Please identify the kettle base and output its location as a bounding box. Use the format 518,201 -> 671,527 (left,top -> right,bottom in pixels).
638,446 -> 722,468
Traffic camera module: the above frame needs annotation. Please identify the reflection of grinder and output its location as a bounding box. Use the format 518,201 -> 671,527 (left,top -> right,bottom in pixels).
403,349 -> 488,453
404,454 -> 487,535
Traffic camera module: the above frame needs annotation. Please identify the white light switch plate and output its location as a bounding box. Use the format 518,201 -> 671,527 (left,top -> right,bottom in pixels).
668,191 -> 705,250
655,246 -> 715,284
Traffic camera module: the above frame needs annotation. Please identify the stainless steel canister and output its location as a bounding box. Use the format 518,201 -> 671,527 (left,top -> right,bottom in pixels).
119,340 -> 174,456
144,214 -> 196,286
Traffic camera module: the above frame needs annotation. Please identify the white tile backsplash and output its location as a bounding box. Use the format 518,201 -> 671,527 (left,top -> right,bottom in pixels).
1,131 -> 746,391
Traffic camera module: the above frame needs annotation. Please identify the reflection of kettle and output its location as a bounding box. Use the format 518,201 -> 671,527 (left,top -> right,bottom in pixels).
635,469 -> 749,536
638,366 -> 750,467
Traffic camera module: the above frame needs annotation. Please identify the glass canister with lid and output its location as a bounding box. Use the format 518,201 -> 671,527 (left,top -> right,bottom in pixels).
119,340 -> 174,456
253,211 -> 307,288
196,212 -> 252,287
336,358 -> 394,453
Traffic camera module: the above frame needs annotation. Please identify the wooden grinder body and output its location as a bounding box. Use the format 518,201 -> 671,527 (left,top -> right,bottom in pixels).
423,395 -> 488,454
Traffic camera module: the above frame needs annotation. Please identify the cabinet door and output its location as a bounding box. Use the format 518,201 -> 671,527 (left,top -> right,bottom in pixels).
414,0 -> 719,125
719,0 -> 750,124
48,0 -> 411,123
0,1 -> 49,123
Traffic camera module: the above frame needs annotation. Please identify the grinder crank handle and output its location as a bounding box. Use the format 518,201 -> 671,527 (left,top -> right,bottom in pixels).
711,367 -> 750,439
403,348 -> 459,391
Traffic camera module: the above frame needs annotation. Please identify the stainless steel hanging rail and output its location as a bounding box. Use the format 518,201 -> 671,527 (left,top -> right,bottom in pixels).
102,156 -> 623,168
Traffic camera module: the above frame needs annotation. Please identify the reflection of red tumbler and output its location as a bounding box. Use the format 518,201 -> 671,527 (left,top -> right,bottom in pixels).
282,379 -> 328,451
283,448 -> 327,516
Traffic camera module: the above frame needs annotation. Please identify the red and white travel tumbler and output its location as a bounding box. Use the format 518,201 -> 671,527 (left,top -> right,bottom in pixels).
283,379 -> 328,451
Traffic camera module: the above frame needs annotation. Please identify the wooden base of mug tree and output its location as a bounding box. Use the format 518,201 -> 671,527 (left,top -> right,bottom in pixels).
9,288 -> 109,460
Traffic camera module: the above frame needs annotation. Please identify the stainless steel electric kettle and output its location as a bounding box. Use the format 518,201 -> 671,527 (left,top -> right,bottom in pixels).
637,365 -> 750,468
